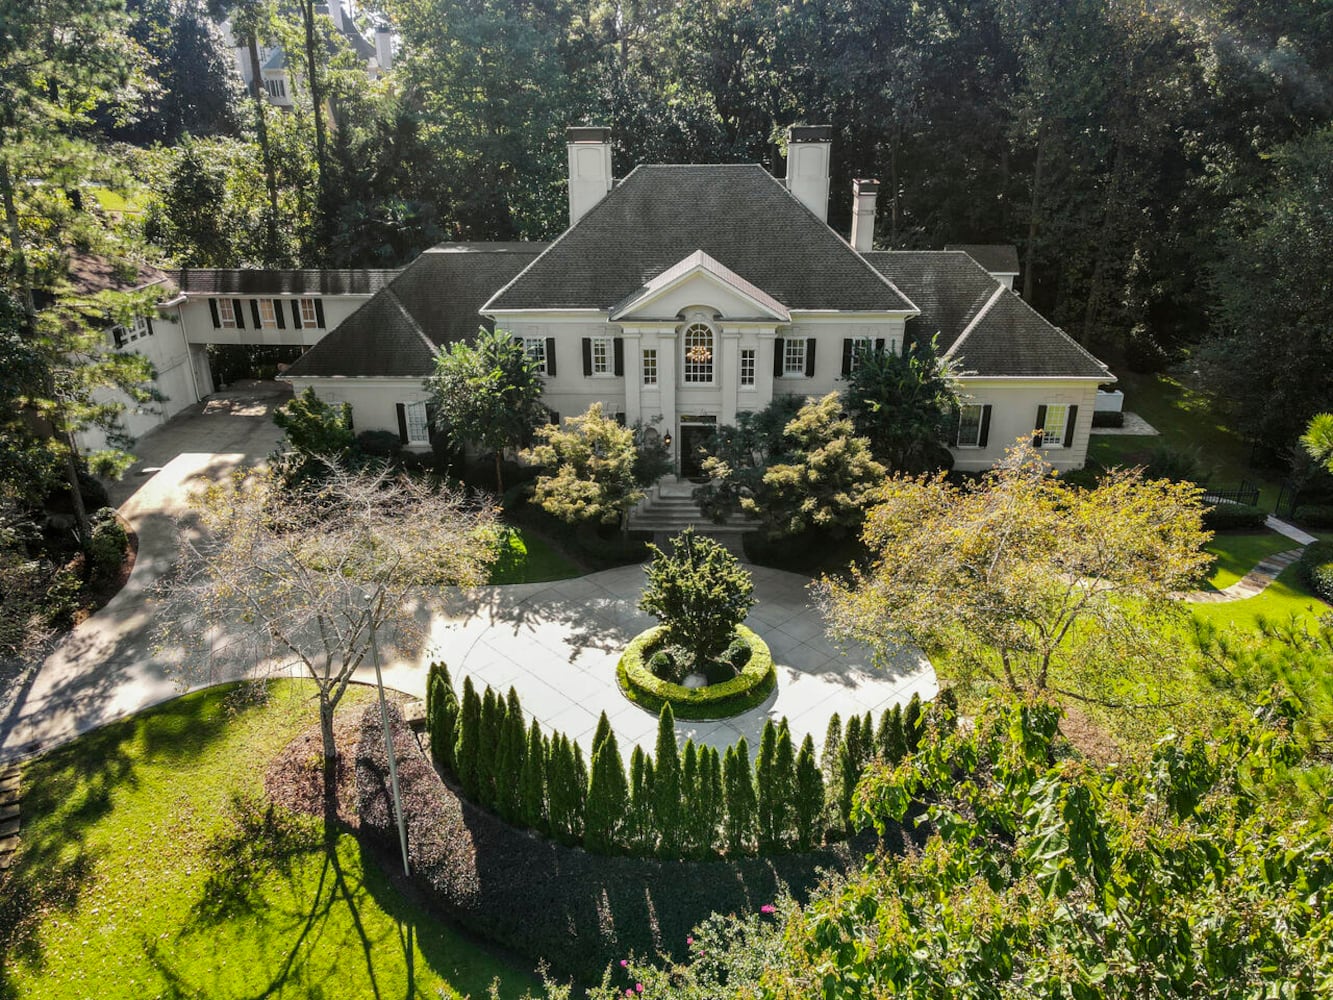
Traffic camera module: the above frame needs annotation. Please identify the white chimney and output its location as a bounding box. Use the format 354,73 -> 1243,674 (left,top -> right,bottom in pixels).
374,24 -> 393,71
850,178 -> 878,252
567,126 -> 613,227
785,125 -> 832,223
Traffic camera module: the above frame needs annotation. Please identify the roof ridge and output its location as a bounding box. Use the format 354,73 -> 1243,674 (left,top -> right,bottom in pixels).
942,284 -> 1005,363
993,288 -> 1112,376
383,287 -> 437,356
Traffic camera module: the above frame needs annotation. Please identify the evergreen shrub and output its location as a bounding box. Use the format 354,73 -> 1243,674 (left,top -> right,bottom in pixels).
1293,504 -> 1333,528
617,625 -> 775,719
1202,502 -> 1268,531
86,507 -> 127,577
1299,540 -> 1333,602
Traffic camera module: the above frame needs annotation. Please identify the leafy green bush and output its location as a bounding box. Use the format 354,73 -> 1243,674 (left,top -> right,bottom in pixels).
355,430 -> 402,460
1202,502 -> 1268,531
1299,540 -> 1333,602
1293,504 -> 1333,528
647,648 -> 677,681
726,637 -> 753,668
273,387 -> 355,464
1144,443 -> 1205,483
617,625 -> 775,720
86,507 -> 128,577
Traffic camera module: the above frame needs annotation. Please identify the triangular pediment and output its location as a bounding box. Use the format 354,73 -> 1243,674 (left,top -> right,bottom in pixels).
610,250 -> 790,322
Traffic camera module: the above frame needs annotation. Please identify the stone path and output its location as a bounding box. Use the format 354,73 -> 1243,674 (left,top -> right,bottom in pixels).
1089,411 -> 1159,436
1183,549 -> 1305,603
0,763 -> 19,869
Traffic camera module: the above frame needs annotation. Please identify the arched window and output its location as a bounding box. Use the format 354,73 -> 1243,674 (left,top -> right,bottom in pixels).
682,322 -> 714,384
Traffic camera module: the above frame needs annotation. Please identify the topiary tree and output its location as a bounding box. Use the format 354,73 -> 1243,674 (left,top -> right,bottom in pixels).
755,719 -> 779,851
794,733 -> 824,850
696,745 -> 723,857
519,720 -> 547,833
680,740 -> 701,857
639,528 -> 756,667
653,704 -> 682,857
426,661 -> 459,773
545,734 -> 579,846
585,729 -> 629,854
772,722 -> 797,850
455,676 -> 482,799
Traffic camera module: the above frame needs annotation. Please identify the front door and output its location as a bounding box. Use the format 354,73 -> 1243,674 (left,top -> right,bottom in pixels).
679,417 -> 717,480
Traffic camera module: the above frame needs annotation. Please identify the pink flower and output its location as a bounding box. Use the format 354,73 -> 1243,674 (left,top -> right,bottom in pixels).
636,986 -> 644,994
761,904 -> 776,914
620,960 -> 628,968
686,936 -> 693,945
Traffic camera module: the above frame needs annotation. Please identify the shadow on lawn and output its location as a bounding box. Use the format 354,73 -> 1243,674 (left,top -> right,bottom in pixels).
0,685 -> 250,1000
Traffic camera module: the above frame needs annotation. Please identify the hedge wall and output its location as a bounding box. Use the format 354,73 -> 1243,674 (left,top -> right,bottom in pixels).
357,704 -> 901,984
1202,502 -> 1268,531
617,625 -> 776,719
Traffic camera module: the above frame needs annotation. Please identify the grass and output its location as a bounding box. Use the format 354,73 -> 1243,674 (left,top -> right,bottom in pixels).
1203,530 -> 1301,590
0,681 -> 539,1000
1190,563 -> 1332,632
487,525 -> 581,584
89,188 -> 142,214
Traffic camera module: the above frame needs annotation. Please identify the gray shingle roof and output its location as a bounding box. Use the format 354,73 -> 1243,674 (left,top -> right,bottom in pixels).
484,164 -> 915,313
945,244 -> 1021,274
174,268 -> 398,296
864,251 -> 1110,379
283,243 -> 547,379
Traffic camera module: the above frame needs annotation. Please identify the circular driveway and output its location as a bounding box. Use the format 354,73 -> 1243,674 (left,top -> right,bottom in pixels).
418,563 -> 936,756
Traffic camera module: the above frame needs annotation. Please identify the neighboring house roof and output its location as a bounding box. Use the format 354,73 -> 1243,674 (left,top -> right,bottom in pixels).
173,268 -> 399,296
945,244 -> 1020,275
865,250 -> 1110,379
262,47 -> 287,72
484,164 -> 916,313
284,243 -> 548,379
66,252 -> 173,295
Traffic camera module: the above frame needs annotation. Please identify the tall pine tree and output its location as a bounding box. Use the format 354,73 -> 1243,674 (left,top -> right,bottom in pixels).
585,730 -> 629,854
477,686 -> 502,810
520,721 -> 547,833
724,736 -> 757,855
653,704 -> 682,857
794,733 -> 824,850
494,687 -> 526,822
755,719 -> 780,851
426,661 -> 459,773
772,721 -> 797,850
455,676 -> 482,799
680,740 -> 700,857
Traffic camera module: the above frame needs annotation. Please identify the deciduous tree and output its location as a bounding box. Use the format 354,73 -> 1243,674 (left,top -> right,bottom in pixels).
523,403 -> 645,529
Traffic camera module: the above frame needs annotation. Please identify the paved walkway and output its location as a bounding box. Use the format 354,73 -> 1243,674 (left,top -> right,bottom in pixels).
1089,411 -> 1158,436
1183,549 -> 1305,603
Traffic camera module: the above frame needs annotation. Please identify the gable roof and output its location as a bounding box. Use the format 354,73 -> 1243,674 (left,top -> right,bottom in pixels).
173,268 -> 399,296
610,249 -> 791,321
945,244 -> 1021,275
283,243 -> 547,379
864,251 -> 1110,379
484,164 -> 915,314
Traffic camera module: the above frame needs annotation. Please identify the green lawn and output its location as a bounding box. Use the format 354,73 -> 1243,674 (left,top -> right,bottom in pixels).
487,525 -> 582,584
0,682 -> 538,1000
1090,369 -> 1284,507
1190,563 -> 1331,631
1203,530 -> 1301,590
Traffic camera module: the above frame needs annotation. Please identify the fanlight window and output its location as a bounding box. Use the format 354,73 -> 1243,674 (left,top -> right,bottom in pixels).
683,323 -> 714,383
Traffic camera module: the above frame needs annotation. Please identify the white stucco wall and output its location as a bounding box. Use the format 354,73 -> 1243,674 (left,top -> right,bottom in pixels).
288,375 -> 434,448
178,294 -> 372,348
949,378 -> 1102,472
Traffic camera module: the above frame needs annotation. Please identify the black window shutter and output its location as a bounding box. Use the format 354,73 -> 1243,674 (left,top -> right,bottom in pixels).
805,339 -> 817,377
346,406 -> 354,431
233,299 -> 245,328
250,299 -> 262,328
613,337 -> 624,376
615,412 -> 626,427
395,403 -> 408,444
582,338 -> 593,376
548,410 -> 560,425
841,339 -> 853,377
950,404 -> 962,445
145,316 -> 155,337
1063,405 -> 1078,448
773,338 -> 785,377
112,326 -> 126,348
545,337 -> 556,376
425,403 -> 439,443
979,404 -> 992,447
275,300 -> 285,329
874,337 -> 885,353
291,300 -> 302,328
314,299 -> 325,328
1032,404 -> 1047,448
208,299 -> 220,328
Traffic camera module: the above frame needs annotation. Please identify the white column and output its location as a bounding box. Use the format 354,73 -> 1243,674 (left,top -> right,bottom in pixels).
622,329 -> 642,424
756,328 -> 777,411
720,327 -> 741,425
657,324 -> 678,469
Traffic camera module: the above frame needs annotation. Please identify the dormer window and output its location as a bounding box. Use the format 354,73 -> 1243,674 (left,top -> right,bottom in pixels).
683,322 -> 714,384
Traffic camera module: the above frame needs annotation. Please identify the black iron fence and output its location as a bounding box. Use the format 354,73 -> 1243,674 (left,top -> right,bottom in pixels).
1200,480 -> 1260,507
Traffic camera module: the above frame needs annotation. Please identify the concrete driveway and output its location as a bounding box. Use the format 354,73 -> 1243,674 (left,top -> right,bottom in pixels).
0,381 -> 291,761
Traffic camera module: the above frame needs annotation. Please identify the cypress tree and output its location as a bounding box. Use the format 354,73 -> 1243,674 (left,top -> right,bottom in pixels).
680,740 -> 700,858
935,687 -> 958,733
705,746 -> 724,856
425,662 -> 459,773
477,686 -> 502,809
572,740 -> 589,839
773,721 -> 797,850
585,730 -> 628,854
628,745 -> 653,854
794,734 -> 824,850
653,704 -> 681,857
725,736 -> 757,855
861,712 -> 874,767
519,720 -> 547,833
547,735 -> 578,845
838,713 -> 863,829
755,719 -> 779,851
884,703 -> 906,764
592,711 -> 612,756
904,692 -> 923,752
455,676 -> 482,799
495,687 -> 526,822
821,711 -> 844,834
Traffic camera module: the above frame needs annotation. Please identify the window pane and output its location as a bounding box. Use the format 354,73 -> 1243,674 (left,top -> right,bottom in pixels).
740,348 -> 755,386
259,299 -> 277,327
592,337 -> 609,373
524,337 -> 547,373
405,401 -> 430,443
300,298 -> 317,325
957,405 -> 982,446
683,323 -> 713,383
642,348 -> 657,385
784,338 -> 806,375
218,298 -> 235,326
1043,404 -> 1068,447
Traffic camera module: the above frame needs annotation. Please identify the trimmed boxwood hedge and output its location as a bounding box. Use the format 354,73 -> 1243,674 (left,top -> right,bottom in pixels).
1294,505 -> 1333,529
617,624 -> 776,719
357,703 -> 896,984
1299,540 -> 1333,603
1203,502 -> 1268,531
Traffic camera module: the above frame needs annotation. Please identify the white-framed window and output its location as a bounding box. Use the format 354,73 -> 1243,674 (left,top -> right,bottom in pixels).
957,404 -> 984,447
524,337 -> 548,374
258,298 -> 278,329
642,348 -> 657,385
265,77 -> 286,99
591,336 -> 612,375
404,401 -> 430,444
848,338 -> 872,374
1041,404 -> 1069,448
217,298 -> 237,328
783,337 -> 808,376
299,297 -> 318,328
740,348 -> 756,387
683,322 -> 714,384
113,315 -> 152,348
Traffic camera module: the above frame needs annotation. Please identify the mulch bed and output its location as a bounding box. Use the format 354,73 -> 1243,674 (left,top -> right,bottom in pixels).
69,519 -> 138,628
264,714 -> 364,828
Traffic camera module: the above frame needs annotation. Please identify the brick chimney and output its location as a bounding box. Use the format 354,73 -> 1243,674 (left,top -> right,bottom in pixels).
567,127 -> 613,227
785,125 -> 833,223
850,179 -> 878,252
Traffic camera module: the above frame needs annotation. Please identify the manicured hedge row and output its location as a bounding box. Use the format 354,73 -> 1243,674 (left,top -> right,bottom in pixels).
1091,410 -> 1125,428
357,703 -> 902,984
1299,540 -> 1333,603
617,625 -> 776,719
1202,502 -> 1268,531
1294,505 -> 1333,529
